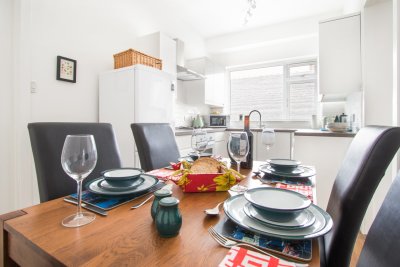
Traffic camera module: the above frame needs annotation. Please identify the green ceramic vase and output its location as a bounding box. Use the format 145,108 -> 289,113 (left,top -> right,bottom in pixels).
155,197 -> 182,238
151,189 -> 172,220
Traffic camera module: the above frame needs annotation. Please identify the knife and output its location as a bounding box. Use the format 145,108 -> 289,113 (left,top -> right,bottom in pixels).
63,197 -> 108,216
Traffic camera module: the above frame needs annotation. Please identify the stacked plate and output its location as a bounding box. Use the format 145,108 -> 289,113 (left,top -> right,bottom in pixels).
223,187 -> 332,239
86,168 -> 158,196
260,159 -> 315,179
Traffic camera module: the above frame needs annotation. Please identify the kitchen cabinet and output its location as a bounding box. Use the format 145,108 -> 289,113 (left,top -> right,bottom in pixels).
254,132 -> 292,161
175,135 -> 192,157
184,57 -> 225,107
293,135 -> 353,209
319,13 -> 361,97
133,32 -> 177,76
213,132 -> 228,157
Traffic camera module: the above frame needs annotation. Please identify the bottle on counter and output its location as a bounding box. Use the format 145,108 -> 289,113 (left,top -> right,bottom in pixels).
241,115 -> 253,169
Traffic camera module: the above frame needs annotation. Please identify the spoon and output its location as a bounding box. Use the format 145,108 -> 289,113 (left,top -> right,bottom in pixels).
204,202 -> 223,215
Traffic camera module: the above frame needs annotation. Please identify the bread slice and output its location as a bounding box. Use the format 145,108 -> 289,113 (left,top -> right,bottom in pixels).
190,157 -> 220,174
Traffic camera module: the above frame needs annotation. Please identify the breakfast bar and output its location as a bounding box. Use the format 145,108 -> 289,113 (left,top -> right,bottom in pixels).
0,162 -> 320,267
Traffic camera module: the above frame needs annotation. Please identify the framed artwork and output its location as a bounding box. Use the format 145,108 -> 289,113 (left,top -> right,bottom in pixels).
56,56 -> 77,83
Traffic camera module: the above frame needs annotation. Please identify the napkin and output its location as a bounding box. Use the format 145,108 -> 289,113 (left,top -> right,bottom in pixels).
147,169 -> 175,181
218,246 -> 296,267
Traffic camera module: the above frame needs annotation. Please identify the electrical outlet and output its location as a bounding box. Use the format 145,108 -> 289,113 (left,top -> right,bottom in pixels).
30,81 -> 37,93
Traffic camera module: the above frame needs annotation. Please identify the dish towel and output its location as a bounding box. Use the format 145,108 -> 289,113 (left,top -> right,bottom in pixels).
218,246 -> 296,267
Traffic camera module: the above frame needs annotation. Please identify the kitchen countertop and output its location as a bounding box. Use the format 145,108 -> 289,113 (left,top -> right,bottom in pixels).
175,127 -> 357,137
294,129 -> 357,137
174,127 -> 226,136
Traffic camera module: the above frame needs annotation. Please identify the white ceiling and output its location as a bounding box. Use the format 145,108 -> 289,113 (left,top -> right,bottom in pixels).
151,0 -> 348,38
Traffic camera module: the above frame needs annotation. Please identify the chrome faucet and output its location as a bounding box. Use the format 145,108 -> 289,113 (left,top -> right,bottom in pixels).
248,110 -> 262,129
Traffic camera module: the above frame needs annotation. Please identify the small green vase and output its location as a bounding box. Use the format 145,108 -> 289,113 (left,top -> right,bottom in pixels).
151,188 -> 172,220
155,197 -> 182,238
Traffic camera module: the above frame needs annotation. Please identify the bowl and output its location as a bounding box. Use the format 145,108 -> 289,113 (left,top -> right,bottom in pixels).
267,158 -> 301,171
101,168 -> 144,187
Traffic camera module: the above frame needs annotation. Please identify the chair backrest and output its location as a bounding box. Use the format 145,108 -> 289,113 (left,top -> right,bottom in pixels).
320,126 -> 400,267
28,122 -> 122,202
131,123 -> 180,172
356,171 -> 400,267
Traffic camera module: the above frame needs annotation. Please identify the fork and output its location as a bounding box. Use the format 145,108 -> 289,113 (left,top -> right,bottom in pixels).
208,227 -> 309,267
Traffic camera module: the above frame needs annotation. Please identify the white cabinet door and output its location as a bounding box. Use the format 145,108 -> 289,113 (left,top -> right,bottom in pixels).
293,136 -> 353,209
185,58 -> 225,107
255,132 -> 292,161
319,14 -> 361,95
213,132 -> 228,157
175,135 -> 192,156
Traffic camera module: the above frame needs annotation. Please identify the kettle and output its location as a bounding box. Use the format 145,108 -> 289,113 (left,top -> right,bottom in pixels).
192,114 -> 204,128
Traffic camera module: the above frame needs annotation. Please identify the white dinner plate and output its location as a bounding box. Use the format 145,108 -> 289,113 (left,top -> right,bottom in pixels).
223,194 -> 333,239
87,174 -> 158,196
244,187 -> 311,212
243,203 -> 316,230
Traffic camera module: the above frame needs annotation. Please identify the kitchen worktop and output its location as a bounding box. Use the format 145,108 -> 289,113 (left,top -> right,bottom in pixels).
174,127 -> 226,136
294,129 -> 356,137
175,127 -> 357,137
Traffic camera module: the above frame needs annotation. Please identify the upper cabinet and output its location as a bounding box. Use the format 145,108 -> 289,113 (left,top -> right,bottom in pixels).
319,13 -> 361,97
133,32 -> 177,76
185,57 -> 225,107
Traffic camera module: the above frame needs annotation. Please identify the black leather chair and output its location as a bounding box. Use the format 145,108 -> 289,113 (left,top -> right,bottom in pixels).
131,123 -> 180,172
28,122 -> 122,203
320,126 -> 400,267
356,171 -> 400,267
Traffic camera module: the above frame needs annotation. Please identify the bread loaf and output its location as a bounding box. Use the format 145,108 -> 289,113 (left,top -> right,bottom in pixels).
190,157 -> 220,174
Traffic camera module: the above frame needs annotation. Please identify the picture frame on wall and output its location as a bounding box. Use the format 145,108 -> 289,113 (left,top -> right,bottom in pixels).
56,56 -> 77,83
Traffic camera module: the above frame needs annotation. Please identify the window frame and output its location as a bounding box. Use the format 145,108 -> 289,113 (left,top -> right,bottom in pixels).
228,59 -> 318,122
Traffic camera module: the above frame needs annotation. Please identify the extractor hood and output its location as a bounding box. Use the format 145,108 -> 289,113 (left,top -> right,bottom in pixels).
175,39 -> 205,81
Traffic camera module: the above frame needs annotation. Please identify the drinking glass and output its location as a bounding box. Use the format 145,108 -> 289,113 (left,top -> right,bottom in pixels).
191,129 -> 208,159
61,134 -> 97,227
227,132 -> 249,173
261,128 -> 276,157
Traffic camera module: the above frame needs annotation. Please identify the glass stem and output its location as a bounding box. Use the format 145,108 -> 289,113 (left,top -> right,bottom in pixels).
236,161 -> 241,173
77,179 -> 83,216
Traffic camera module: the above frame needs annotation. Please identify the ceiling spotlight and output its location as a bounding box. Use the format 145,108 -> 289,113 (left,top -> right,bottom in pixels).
244,0 -> 257,25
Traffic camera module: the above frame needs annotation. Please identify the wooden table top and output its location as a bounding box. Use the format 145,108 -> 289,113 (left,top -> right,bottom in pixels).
1,162 -> 320,267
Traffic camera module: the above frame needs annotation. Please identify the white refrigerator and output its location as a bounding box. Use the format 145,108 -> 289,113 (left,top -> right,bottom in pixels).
99,64 -> 175,167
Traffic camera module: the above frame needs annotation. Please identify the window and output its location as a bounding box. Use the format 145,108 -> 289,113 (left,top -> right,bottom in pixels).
230,61 -> 317,121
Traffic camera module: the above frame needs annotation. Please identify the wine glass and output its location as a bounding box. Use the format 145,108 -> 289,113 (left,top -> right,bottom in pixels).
61,134 -> 97,227
261,128 -> 275,159
227,132 -> 249,173
191,129 -> 208,160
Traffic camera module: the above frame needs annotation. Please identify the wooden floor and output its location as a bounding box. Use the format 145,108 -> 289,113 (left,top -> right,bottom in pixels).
350,232 -> 366,267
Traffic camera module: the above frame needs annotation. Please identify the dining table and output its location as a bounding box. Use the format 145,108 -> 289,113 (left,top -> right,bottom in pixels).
0,161 -> 320,267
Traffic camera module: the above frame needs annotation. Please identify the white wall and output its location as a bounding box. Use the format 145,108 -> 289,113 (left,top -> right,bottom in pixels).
362,0 -> 395,233
2,0 -> 207,212
0,0 -> 15,213
205,12 -> 340,67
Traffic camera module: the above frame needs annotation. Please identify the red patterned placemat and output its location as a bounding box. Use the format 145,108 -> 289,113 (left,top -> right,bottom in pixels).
218,246 -> 296,267
274,183 -> 314,203
147,169 -> 174,181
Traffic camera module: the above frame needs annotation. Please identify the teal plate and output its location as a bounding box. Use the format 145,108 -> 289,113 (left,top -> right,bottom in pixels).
87,174 -> 158,196
223,194 -> 333,240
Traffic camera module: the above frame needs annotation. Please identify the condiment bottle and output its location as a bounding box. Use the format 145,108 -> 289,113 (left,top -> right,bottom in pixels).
151,188 -> 172,220
241,115 -> 253,169
155,197 -> 182,238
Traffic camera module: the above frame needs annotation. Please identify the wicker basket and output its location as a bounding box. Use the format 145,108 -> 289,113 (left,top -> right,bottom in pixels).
113,49 -> 162,70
